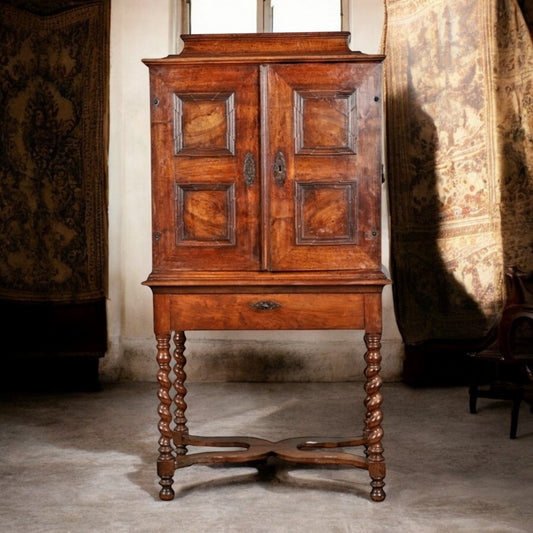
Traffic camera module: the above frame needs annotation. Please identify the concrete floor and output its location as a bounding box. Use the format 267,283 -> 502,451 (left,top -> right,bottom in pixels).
1,381 -> 532,533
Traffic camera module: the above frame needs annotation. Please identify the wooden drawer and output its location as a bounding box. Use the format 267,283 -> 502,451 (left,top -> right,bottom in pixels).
169,293 -> 365,330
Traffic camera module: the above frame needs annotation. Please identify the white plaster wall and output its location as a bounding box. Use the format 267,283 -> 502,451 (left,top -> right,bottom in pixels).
101,0 -> 403,383
103,0 -> 173,381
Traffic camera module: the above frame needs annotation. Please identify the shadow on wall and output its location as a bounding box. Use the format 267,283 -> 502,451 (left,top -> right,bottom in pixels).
387,90 -> 492,385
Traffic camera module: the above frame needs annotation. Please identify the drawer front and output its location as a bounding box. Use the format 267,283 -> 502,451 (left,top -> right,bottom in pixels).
170,293 -> 365,330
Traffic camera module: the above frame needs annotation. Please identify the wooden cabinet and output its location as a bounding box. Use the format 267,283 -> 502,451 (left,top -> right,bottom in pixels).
143,32 -> 389,502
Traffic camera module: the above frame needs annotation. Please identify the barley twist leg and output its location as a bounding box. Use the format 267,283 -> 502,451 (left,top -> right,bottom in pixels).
173,331 -> 189,455
156,332 -> 175,500
364,332 -> 386,502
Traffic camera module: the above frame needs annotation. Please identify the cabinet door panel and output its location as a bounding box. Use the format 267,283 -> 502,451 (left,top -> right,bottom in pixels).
264,63 -> 382,272
149,65 -> 260,271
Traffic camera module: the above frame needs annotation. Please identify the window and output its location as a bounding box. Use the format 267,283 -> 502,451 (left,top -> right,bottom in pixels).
180,0 -> 347,35
270,0 -> 341,32
187,0 -> 257,34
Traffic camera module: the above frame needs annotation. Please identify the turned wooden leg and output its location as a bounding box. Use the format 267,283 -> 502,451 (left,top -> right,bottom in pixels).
156,332 -> 175,500
469,384 -> 478,414
364,332 -> 386,502
510,388 -> 524,439
173,331 -> 189,455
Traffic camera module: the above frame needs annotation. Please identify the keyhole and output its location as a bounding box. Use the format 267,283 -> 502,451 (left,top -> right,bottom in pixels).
273,151 -> 286,186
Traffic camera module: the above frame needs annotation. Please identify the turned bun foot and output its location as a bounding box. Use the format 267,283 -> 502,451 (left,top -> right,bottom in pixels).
159,485 -> 175,501
370,484 -> 386,502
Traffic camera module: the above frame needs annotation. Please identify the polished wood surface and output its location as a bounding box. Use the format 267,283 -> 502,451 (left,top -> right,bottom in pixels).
143,33 -> 389,502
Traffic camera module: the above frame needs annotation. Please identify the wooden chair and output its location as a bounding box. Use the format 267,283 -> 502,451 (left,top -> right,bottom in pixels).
468,266 -> 533,438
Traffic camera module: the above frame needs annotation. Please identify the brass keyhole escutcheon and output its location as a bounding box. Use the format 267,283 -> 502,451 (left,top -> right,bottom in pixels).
243,152 -> 256,186
273,151 -> 287,187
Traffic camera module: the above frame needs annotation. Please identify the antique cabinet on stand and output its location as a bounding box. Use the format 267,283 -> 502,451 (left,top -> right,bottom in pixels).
143,32 -> 390,502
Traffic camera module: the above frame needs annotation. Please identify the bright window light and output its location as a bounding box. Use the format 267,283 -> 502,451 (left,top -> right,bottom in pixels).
188,1 -> 342,34
272,0 -> 340,32
190,0 -> 257,34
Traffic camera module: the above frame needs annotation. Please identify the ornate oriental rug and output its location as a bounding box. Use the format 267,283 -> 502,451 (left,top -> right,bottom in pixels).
0,0 -> 109,304
0,1 -> 109,381
383,0 -> 533,365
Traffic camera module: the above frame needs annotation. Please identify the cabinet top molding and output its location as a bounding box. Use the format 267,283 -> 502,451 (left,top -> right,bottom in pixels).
143,32 -> 385,66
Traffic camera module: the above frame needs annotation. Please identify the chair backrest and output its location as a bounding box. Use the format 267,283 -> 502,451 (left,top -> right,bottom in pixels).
505,265 -> 533,306
498,266 -> 533,361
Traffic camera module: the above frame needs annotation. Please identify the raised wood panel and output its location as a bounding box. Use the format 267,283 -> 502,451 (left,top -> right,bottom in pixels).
176,183 -> 235,245
294,90 -> 357,155
296,181 -> 357,245
174,92 -> 235,156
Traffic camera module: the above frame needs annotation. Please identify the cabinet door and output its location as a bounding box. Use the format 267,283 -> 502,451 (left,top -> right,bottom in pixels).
149,65 -> 260,271
263,62 -> 382,272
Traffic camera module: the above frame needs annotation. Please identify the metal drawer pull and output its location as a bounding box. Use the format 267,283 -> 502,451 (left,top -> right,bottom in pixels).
249,300 -> 282,311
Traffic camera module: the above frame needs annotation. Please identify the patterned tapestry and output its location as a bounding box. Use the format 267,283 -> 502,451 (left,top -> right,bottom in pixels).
0,0 -> 109,303
383,0 -> 533,349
